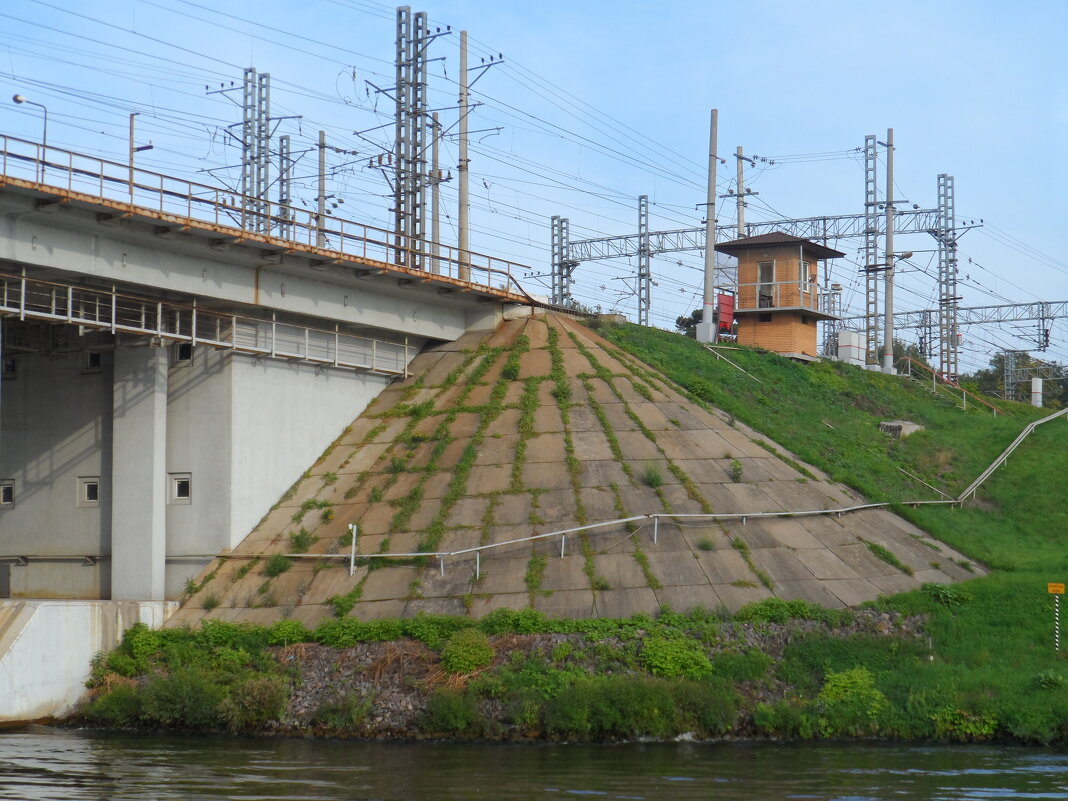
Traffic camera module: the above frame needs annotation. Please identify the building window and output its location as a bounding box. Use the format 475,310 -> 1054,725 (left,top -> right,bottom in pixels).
171,342 -> 193,367
78,476 -> 100,507
757,261 -> 775,307
82,350 -> 103,374
0,480 -> 13,506
1,356 -> 15,380
169,472 -> 191,504
758,313 -> 773,323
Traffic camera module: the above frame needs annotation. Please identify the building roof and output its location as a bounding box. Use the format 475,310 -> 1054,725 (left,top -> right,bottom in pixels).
715,231 -> 845,260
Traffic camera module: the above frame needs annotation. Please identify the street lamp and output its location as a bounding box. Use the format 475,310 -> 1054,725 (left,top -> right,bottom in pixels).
12,94 -> 48,182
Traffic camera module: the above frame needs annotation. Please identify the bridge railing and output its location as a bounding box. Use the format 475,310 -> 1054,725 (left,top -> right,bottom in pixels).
0,270 -> 411,374
0,134 -> 531,299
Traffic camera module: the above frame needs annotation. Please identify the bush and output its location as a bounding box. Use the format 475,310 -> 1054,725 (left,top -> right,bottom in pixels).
735,597 -> 846,625
123,622 -> 162,672
816,667 -> 887,737
405,613 -> 471,649
220,675 -> 289,732
640,637 -> 712,679
140,670 -> 224,729
753,698 -> 816,739
421,689 -> 478,734
478,608 -> 547,635
670,678 -> 738,735
314,617 -> 404,647
544,676 -> 680,740
440,628 -> 495,674
267,619 -> 312,646
710,649 -> 772,682
313,692 -> 373,732
83,685 -> 142,727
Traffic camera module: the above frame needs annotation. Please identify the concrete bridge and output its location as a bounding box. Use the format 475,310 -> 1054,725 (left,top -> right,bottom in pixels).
0,134 -> 535,604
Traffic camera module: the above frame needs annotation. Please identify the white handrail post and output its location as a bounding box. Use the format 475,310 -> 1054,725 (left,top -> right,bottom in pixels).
560,535 -> 566,558
653,515 -> 659,545
476,551 -> 480,581
348,523 -> 357,576
439,555 -> 445,577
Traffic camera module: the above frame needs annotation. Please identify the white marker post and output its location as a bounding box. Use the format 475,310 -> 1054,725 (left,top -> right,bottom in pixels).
1050,582 -> 1064,652
349,524 -> 358,577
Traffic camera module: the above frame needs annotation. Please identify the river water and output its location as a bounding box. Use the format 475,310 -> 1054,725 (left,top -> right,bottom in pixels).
2,726 -> 1067,800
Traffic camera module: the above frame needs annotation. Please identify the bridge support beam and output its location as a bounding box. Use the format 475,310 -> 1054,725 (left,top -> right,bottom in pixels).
110,346 -> 168,601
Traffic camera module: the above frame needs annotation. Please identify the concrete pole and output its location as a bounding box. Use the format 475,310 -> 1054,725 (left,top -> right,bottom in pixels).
696,109 -> 718,343
1032,377 -> 1043,407
431,112 -> 440,275
129,112 -> 137,201
317,130 -> 326,248
736,145 -> 745,238
881,127 -> 895,373
457,30 -> 470,281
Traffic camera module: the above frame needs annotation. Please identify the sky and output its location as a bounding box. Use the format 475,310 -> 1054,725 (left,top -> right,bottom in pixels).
2,0 -> 1067,373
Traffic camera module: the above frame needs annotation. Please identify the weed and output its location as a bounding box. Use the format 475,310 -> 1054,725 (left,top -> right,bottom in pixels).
440,628 -> 495,674
369,486 -> 384,503
697,537 -> 715,551
639,463 -> 663,489
632,548 -> 662,590
201,593 -> 220,611
288,528 -> 316,554
322,471 -> 338,485
263,554 -> 292,577
525,554 -> 548,598
729,458 -> 744,483
864,540 -> 914,576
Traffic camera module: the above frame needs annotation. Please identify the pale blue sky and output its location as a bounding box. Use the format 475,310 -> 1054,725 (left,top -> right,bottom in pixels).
3,0 -> 1066,370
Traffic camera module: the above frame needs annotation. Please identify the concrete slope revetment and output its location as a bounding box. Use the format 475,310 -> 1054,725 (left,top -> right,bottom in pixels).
166,313 -> 980,629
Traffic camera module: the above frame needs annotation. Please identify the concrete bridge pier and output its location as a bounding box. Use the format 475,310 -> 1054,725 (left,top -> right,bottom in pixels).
110,345 -> 168,601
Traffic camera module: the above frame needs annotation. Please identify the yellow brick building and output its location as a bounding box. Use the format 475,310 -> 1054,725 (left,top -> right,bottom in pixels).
716,232 -> 844,359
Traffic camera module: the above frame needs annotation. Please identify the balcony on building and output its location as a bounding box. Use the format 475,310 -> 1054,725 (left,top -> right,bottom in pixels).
715,232 -> 844,360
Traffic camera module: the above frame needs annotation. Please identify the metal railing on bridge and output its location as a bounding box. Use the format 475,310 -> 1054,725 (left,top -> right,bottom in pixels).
0,134 -> 532,299
0,270 -> 411,375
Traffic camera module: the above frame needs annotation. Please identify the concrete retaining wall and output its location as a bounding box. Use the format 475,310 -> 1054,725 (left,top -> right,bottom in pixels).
0,599 -> 176,723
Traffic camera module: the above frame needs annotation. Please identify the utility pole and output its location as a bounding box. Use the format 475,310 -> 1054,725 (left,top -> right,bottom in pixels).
458,29 -> 470,281
317,130 -> 326,247
637,195 -> 651,326
736,146 -> 745,237
863,134 -> 880,365
882,128 -> 895,373
696,109 -> 719,344
430,112 -> 441,274
936,173 -> 960,380
278,134 -> 292,239
128,112 -> 153,202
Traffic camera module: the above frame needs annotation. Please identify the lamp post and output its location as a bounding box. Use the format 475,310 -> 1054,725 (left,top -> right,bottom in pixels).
12,94 -> 48,182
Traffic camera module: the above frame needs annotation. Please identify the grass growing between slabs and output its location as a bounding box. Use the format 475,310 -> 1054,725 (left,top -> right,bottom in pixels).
600,321 -> 1068,742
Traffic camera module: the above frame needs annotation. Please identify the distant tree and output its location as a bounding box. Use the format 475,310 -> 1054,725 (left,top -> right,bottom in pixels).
959,352 -> 1066,408
675,308 -> 702,338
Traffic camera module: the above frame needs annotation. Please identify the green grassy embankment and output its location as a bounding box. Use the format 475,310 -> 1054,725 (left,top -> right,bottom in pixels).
600,322 -> 1068,741
77,322 -> 1068,743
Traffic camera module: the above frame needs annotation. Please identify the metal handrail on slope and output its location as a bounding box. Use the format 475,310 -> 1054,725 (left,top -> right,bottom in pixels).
958,407 -> 1068,501
897,356 -> 1000,416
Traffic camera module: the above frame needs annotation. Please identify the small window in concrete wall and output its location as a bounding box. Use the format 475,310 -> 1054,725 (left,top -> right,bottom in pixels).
1,356 -> 15,380
169,473 -> 191,504
82,351 -> 103,374
171,342 -> 193,367
78,477 -> 100,507
0,481 -> 13,506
